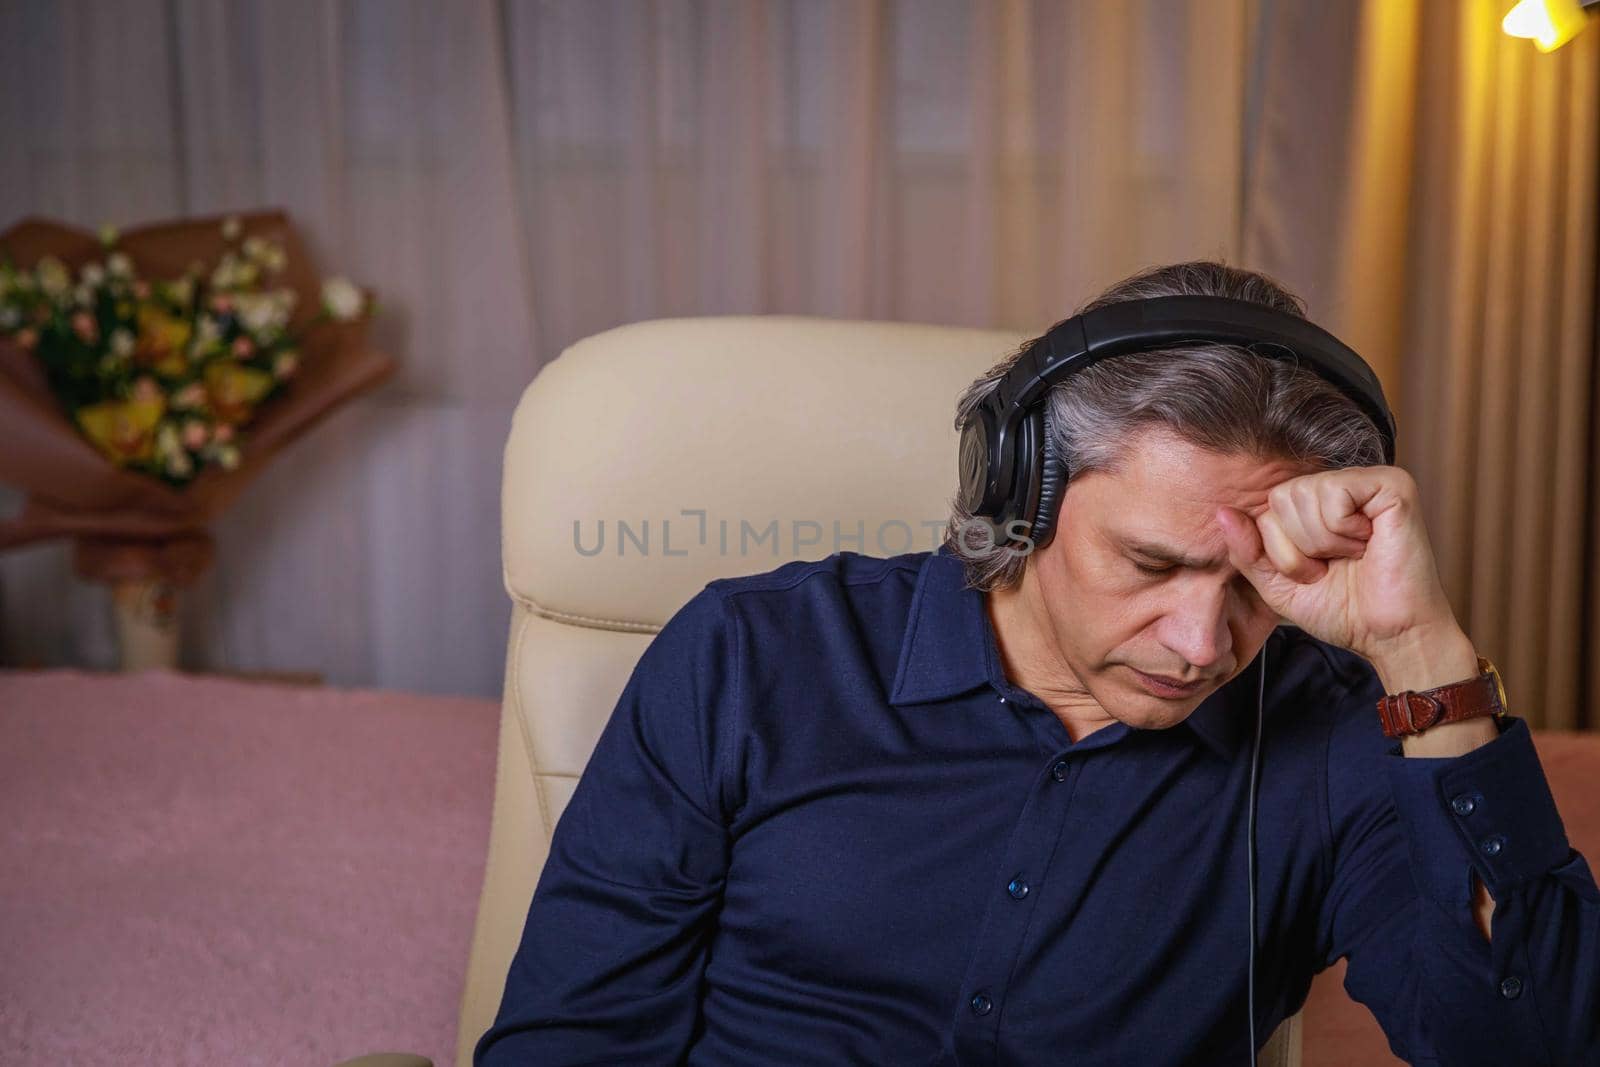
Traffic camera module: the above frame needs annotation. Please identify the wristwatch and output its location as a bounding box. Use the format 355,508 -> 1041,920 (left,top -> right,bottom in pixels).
1376,656 -> 1507,739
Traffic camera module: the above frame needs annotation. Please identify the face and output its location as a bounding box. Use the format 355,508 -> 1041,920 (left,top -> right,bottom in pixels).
1012,425 -> 1316,731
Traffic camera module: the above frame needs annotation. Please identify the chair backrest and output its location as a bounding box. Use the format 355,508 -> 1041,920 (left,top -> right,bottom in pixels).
459,315 -> 1302,1067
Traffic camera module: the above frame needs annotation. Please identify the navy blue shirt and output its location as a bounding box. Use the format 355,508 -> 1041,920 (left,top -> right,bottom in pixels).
477,546 -> 1599,1066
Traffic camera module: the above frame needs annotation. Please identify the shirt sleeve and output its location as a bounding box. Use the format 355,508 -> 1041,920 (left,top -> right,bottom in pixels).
1315,656 -> 1600,1066
474,586 -> 744,1065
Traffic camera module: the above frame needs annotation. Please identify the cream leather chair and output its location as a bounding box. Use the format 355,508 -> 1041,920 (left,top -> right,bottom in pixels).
449,315 -> 1304,1067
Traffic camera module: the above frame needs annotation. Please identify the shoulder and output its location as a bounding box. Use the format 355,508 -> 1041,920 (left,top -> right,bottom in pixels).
1264,625 -> 1390,765
649,550 -> 928,673
704,549 -> 929,603
698,550 -> 928,637
644,552 -> 931,819
1268,624 -> 1384,710
1266,627 -> 1399,824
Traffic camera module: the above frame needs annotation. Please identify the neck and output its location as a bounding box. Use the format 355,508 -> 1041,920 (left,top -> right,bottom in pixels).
985,567 -> 1116,744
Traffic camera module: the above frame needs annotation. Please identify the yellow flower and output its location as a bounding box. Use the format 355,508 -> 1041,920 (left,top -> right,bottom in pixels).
76,397 -> 166,465
134,304 -> 192,375
203,361 -> 274,424
35,256 -> 70,297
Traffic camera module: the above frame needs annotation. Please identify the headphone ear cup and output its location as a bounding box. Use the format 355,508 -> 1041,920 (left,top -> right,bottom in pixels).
1029,414 -> 1068,550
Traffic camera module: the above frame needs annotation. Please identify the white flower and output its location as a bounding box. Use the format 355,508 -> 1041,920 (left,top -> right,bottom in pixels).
321,277 -> 364,321
235,291 -> 291,334
81,262 -> 106,287
217,444 -> 241,471
169,276 -> 195,307
165,450 -> 194,479
155,422 -> 181,459
98,223 -> 120,247
110,329 -> 136,357
195,315 -> 222,345
107,252 -> 133,278
0,307 -> 18,330
36,256 -> 70,296
73,283 -> 95,307
212,255 -> 259,289
210,253 -> 241,290
222,216 -> 242,241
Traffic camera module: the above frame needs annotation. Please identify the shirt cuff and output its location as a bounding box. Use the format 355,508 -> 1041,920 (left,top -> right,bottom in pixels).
1383,716 -> 1573,904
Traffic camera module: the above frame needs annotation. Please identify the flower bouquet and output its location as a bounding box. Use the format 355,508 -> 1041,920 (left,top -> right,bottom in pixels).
0,210 -> 396,669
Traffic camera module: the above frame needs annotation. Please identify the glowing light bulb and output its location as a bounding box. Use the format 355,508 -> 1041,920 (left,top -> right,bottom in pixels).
1501,0 -> 1592,52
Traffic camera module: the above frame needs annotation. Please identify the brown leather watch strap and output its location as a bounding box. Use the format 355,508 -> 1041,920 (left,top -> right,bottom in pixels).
1376,657 -> 1506,739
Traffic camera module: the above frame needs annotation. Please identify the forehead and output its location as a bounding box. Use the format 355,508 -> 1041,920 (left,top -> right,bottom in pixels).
1070,426 -> 1314,538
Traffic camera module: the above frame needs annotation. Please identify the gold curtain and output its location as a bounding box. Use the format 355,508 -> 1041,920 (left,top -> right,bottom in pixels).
1246,0 -> 1600,731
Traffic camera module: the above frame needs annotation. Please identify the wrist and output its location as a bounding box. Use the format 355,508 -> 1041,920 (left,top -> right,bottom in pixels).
1368,623 -> 1479,695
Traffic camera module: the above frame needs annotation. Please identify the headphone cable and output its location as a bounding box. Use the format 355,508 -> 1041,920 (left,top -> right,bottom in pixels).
1246,634 -> 1268,1066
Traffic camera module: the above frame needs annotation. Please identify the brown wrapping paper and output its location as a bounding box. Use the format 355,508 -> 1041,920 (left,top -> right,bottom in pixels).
0,210 -> 396,586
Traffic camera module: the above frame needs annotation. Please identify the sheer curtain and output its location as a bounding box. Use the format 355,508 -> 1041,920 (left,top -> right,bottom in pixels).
1,0 -> 1596,725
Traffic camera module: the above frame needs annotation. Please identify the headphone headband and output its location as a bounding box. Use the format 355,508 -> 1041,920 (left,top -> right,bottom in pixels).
957,294 -> 1398,552
994,295 -> 1396,452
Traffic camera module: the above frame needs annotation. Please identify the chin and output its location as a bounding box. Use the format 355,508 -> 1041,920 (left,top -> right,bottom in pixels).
1116,686 -> 1207,729
1130,704 -> 1194,730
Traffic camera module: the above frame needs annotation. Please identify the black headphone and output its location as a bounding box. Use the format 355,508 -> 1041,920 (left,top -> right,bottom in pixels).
956,294 -> 1398,552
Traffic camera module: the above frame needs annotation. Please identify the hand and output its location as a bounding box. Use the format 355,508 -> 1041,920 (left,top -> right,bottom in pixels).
1213,465 -> 1463,665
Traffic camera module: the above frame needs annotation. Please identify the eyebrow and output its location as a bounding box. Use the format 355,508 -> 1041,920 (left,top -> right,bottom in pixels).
1119,537 -> 1228,570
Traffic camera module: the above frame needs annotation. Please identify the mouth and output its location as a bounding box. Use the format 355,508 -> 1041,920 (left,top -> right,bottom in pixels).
1128,666 -> 1206,700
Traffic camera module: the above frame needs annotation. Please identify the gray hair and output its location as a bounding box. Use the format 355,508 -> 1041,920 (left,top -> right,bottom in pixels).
944,260 -> 1389,592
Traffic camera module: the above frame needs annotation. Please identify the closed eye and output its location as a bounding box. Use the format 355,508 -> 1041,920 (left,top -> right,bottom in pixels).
1133,560 -> 1174,576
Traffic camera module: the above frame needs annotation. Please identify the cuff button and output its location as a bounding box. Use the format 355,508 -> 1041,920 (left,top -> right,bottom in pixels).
1499,976 -> 1523,999
1480,834 -> 1506,857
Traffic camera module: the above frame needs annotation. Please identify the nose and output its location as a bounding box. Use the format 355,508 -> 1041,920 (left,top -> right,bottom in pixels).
1156,582 -> 1233,675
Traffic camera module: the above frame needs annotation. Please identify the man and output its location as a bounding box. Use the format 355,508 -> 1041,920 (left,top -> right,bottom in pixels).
476,262 -> 1598,1065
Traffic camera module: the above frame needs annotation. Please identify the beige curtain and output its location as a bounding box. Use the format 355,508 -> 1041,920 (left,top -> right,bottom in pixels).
1,0 -> 1596,725
1246,0 -> 1600,731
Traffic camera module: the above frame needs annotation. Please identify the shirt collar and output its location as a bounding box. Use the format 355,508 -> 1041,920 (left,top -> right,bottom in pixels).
888,543 -> 1249,761
887,543 -> 994,707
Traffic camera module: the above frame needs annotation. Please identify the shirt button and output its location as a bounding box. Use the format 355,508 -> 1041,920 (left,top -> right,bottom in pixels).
1051,760 -> 1069,782
1450,794 -> 1478,816
970,992 -> 994,1016
1499,976 -> 1523,999
1007,876 -> 1030,900
1480,834 -> 1506,857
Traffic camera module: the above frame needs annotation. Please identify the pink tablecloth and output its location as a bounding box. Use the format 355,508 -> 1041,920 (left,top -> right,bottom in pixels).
0,667 -> 499,1067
